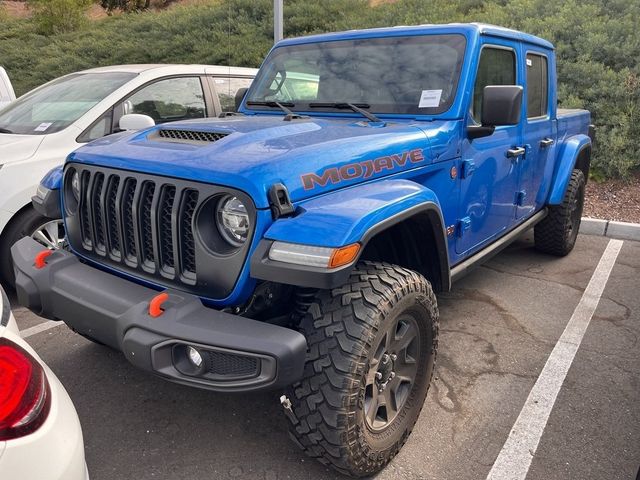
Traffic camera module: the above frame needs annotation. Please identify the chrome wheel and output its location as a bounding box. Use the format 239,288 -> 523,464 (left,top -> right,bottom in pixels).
31,220 -> 66,250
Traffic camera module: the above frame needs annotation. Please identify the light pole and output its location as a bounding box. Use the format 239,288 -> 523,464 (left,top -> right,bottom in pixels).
274,0 -> 283,44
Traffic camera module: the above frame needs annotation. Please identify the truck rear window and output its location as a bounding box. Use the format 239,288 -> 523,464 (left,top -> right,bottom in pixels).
246,34 -> 466,116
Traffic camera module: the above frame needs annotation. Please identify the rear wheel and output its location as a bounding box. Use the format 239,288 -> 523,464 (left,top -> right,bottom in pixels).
535,169 -> 585,256
0,208 -> 65,289
287,261 -> 438,477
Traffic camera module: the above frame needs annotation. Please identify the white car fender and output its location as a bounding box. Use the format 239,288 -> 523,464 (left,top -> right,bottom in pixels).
0,127 -> 82,236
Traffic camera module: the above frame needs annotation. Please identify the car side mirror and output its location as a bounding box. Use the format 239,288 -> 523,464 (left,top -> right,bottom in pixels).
234,87 -> 248,112
468,85 -> 523,140
119,113 -> 155,131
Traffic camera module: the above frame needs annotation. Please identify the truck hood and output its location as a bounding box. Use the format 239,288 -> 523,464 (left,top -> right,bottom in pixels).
0,134 -> 45,165
70,116 -> 433,209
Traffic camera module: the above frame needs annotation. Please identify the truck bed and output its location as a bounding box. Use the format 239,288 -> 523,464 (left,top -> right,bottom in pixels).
557,108 -> 591,144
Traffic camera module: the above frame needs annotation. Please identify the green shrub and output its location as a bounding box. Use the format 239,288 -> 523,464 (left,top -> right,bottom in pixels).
27,0 -> 93,35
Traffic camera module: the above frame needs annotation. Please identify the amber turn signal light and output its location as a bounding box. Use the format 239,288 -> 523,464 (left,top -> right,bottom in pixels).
329,243 -> 360,268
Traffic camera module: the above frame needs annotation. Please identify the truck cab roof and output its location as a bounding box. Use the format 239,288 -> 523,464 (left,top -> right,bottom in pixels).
276,22 -> 554,51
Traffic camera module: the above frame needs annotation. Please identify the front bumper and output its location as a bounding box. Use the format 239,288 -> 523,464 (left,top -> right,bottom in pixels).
11,237 -> 307,392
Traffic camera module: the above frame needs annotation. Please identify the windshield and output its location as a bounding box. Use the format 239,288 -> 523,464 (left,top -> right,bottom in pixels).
246,34 -> 466,116
0,72 -> 136,135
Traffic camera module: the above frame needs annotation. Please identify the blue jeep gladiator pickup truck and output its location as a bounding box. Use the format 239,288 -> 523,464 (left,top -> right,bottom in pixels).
13,23 -> 592,476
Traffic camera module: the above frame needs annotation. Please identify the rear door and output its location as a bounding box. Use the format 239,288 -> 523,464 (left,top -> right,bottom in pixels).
517,49 -> 556,218
457,40 -> 523,255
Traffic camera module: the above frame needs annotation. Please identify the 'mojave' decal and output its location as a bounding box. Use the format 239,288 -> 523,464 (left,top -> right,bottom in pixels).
301,148 -> 425,190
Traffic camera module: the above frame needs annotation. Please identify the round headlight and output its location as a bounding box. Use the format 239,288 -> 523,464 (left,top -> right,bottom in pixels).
71,171 -> 80,201
216,196 -> 249,247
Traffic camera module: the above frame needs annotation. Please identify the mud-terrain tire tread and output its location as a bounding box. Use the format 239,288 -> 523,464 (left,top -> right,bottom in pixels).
534,169 -> 585,257
287,261 -> 438,477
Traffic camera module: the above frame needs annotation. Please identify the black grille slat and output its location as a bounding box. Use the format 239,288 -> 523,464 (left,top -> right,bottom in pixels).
158,186 -> 176,273
121,178 -> 138,264
157,129 -> 228,143
138,181 -> 156,269
92,173 -> 106,253
105,176 -> 121,258
178,189 -> 198,281
79,171 -> 93,247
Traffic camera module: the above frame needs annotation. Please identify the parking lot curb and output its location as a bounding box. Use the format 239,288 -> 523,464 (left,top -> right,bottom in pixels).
580,217 -> 640,241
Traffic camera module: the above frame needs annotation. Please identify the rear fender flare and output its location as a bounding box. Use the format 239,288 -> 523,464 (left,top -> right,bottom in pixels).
548,135 -> 591,205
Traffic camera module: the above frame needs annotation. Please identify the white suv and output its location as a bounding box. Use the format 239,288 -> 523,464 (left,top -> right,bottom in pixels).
0,64 -> 257,287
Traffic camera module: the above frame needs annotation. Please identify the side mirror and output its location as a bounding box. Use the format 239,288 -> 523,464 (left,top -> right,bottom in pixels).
119,113 -> 155,131
468,85 -> 523,140
234,87 -> 248,112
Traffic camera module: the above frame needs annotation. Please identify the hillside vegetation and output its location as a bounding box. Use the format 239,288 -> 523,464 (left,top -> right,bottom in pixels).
0,0 -> 638,178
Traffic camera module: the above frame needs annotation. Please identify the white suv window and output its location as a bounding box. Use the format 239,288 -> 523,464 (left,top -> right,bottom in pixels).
124,77 -> 207,124
213,76 -> 253,112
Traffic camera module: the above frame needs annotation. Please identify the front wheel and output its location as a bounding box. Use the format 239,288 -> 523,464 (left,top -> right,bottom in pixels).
287,262 -> 438,477
0,208 -> 65,288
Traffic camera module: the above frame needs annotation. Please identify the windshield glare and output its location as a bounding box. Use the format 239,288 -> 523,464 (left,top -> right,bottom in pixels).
246,34 -> 466,116
0,72 -> 136,135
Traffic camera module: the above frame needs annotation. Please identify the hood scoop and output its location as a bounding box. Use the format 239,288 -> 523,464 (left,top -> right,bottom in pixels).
150,129 -> 230,145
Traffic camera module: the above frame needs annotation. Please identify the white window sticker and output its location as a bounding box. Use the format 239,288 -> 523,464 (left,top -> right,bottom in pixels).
214,78 -> 226,84
34,122 -> 52,132
526,58 -> 533,67
418,89 -> 442,108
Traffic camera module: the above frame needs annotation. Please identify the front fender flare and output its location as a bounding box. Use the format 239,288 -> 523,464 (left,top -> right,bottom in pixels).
250,179 -> 450,290
548,135 -> 591,205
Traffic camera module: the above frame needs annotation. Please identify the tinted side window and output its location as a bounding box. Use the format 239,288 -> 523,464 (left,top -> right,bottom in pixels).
124,77 -> 206,124
213,76 -> 253,112
472,47 -> 516,121
526,54 -> 548,118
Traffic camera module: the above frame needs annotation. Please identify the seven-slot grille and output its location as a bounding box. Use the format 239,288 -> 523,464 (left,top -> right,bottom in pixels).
76,169 -> 199,283
65,164 -> 256,299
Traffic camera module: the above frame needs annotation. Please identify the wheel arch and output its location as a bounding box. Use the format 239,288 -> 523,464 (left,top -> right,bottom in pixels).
251,180 -> 451,292
358,204 -> 451,292
548,134 -> 591,205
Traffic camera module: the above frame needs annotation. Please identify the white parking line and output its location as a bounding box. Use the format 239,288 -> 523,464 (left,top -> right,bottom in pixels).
20,320 -> 63,338
487,238 -> 624,480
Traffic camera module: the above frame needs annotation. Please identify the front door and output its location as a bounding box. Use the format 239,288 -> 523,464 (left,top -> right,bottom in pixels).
457,41 -> 523,255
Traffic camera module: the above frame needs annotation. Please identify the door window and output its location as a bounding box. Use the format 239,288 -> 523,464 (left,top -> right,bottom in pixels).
213,76 -> 253,112
472,47 -> 516,121
526,54 -> 548,118
124,77 -> 206,124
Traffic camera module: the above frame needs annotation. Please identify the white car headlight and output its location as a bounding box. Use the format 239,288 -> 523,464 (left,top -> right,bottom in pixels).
216,195 -> 249,247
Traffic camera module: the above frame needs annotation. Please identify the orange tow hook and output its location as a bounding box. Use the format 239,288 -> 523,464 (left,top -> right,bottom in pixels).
149,292 -> 169,318
34,250 -> 53,269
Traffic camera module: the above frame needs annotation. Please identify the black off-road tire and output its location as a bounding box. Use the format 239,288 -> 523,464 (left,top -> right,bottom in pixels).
0,208 -> 49,289
535,169 -> 585,256
287,261 -> 439,477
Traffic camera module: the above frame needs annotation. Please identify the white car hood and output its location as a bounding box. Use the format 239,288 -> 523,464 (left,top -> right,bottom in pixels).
0,134 -> 45,166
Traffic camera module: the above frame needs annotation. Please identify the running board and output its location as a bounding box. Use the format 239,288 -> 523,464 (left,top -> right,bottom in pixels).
450,209 -> 548,284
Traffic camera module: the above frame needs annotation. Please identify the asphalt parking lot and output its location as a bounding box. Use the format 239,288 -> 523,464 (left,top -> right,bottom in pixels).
10,232 -> 640,480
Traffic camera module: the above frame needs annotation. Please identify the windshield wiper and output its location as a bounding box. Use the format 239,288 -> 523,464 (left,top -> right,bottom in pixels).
0,127 -> 13,134
308,102 -> 382,123
245,101 -> 307,121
